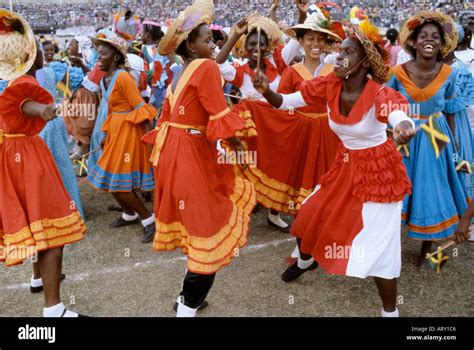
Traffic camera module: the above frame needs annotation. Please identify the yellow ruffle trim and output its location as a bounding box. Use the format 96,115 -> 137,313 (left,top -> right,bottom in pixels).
152,176 -> 256,274
0,211 -> 86,266
235,164 -> 313,215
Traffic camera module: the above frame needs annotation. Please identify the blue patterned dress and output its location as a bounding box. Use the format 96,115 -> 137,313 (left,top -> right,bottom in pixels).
387,64 -> 469,240
37,67 -> 85,218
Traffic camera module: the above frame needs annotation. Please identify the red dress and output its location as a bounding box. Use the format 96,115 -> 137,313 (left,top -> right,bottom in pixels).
0,76 -> 86,266
232,63 -> 340,214
143,59 -> 256,275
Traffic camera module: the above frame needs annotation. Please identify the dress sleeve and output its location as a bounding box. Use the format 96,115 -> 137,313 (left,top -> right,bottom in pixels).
274,39 -> 301,74
386,74 -> 399,90
219,60 -> 242,87
444,68 -> 464,114
69,66 -> 86,91
197,60 -> 246,142
49,61 -> 68,84
0,78 -> 53,130
375,86 -> 410,124
116,71 -> 157,124
299,73 -> 331,106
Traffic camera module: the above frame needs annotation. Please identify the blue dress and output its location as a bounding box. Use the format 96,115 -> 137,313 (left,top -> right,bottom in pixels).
451,61 -> 474,200
36,67 -> 85,218
86,70 -> 122,171
142,46 -> 168,110
388,64 -> 469,240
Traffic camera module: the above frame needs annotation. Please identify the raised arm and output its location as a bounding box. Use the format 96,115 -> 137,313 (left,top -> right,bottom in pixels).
216,18 -> 248,64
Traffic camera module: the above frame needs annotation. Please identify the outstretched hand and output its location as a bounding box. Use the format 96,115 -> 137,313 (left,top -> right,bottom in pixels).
393,121 -> 416,145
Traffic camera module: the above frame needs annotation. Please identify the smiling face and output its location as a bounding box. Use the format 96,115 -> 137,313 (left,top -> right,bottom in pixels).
43,43 -> 55,63
334,37 -> 368,79
245,30 -> 269,63
299,30 -> 328,60
414,22 -> 443,59
188,24 -> 217,59
68,39 -> 79,57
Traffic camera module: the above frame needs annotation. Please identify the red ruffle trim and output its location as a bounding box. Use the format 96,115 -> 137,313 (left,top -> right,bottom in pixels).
319,138 -> 412,203
206,110 -> 247,142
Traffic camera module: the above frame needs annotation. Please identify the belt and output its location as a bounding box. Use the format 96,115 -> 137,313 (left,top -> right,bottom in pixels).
0,130 -> 27,145
149,122 -> 206,166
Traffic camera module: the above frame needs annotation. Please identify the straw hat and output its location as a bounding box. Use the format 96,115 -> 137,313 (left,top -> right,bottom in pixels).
346,20 -> 390,83
0,10 -> 36,81
289,4 -> 344,42
93,29 -> 130,68
232,14 -> 282,58
400,11 -> 458,58
158,0 -> 214,56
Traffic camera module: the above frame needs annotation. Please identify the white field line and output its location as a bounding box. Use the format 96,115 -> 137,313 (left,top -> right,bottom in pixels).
0,237 -> 294,291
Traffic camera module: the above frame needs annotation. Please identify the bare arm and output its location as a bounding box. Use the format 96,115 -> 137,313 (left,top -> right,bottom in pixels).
216,19 -> 248,64
269,0 -> 279,23
295,0 -> 308,24
21,100 -> 57,121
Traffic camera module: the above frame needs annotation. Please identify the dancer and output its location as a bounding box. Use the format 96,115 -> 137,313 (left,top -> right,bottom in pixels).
0,10 -> 86,317
86,31 -> 156,243
143,0 -> 256,317
388,11 -> 469,268
216,6 -> 303,232
253,20 -> 416,317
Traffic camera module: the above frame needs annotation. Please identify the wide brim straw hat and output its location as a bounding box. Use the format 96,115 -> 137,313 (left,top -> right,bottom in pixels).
93,29 -> 130,68
232,14 -> 282,59
158,0 -> 214,56
289,4 -> 343,42
399,11 -> 458,58
0,10 -> 36,81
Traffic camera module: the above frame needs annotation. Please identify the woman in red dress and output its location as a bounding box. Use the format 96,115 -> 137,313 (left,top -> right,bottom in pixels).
0,10 -> 86,317
143,0 -> 256,317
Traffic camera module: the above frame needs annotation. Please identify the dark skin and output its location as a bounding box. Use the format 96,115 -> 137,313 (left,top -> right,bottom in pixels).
174,24 -> 246,156
67,39 -> 90,73
217,1 -> 307,67
255,37 -> 416,312
97,43 -> 153,221
43,43 -> 55,64
403,23 -> 457,268
20,41 -> 64,307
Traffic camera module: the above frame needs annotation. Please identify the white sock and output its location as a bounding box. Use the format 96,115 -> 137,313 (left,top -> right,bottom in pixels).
381,308 -> 399,318
30,275 -> 43,287
176,297 -> 197,318
141,214 -> 155,227
290,245 -> 300,259
268,212 -> 289,228
43,303 -> 78,317
297,256 -> 314,269
122,212 -> 139,221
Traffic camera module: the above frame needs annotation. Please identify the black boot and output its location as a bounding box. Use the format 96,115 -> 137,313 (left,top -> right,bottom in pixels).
142,223 -> 155,243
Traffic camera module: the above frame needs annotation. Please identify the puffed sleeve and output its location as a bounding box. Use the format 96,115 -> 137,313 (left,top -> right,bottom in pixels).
0,78 -> 53,130
453,62 -> 474,107
375,86 -> 411,125
69,66 -> 86,91
443,68 -> 463,113
197,60 -> 246,142
299,73 -> 332,106
48,61 -> 68,84
219,60 -> 245,87
273,39 -> 301,75
116,71 -> 157,124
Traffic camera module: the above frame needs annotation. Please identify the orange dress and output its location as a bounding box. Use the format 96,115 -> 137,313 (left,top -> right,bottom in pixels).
87,70 -> 156,192
143,59 -> 257,275
233,62 -> 340,215
0,75 -> 86,266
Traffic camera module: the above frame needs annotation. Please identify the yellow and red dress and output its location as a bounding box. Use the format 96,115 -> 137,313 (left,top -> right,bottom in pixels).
87,70 -> 156,192
232,62 -> 340,214
0,75 -> 86,266
143,59 -> 256,275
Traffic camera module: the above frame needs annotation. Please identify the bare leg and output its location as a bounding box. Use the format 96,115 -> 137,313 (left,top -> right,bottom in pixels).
418,241 -> 433,268
111,192 -> 135,215
37,247 -> 63,307
113,191 -> 151,220
33,262 -> 41,279
373,277 -> 397,312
